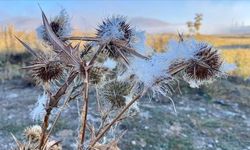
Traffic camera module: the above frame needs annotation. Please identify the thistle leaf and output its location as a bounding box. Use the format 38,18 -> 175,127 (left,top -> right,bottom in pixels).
15,36 -> 39,57
41,9 -> 79,65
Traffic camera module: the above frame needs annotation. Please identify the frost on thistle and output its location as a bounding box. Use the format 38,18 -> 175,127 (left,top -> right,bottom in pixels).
31,91 -> 48,121
96,16 -> 148,64
37,9 -> 71,45
122,37 -> 233,97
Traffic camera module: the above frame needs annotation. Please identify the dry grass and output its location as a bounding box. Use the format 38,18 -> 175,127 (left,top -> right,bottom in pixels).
0,25 -> 250,78
195,34 -> 250,47
221,49 -> 250,78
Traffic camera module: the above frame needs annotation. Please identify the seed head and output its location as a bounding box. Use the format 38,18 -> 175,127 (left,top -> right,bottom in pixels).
96,16 -> 140,63
185,44 -> 222,81
97,16 -> 132,42
89,67 -> 107,84
37,9 -> 71,44
24,125 -> 42,144
29,57 -> 63,83
102,80 -> 132,108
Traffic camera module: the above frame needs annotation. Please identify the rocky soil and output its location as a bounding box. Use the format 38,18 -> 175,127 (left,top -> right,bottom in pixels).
0,77 -> 250,150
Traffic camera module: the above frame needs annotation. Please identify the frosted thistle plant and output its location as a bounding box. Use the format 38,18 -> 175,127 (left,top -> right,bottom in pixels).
13,7 -> 235,150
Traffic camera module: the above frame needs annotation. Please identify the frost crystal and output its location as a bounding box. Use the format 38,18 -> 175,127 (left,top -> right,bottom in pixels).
36,9 -> 71,42
97,16 -> 129,42
31,91 -> 48,121
125,38 -> 210,87
122,37 -> 235,94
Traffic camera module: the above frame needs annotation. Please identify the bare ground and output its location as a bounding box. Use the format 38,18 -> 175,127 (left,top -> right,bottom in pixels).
0,77 -> 250,150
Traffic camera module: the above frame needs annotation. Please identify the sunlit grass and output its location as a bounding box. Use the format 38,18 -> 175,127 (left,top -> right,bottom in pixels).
221,49 -> 250,78
0,25 -> 249,77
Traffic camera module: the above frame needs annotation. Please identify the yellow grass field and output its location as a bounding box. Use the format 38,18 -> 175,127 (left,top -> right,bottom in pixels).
0,25 -> 250,77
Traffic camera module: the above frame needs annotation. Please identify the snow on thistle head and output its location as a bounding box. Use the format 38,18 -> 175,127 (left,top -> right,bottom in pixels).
97,16 -> 132,42
36,9 -> 71,44
122,37 -> 226,96
96,16 -> 148,64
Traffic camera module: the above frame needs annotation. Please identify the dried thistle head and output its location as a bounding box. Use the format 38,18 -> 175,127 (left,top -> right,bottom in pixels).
89,67 -> 107,84
28,56 -> 64,83
185,44 -> 222,81
37,9 -> 71,44
97,16 -> 132,60
97,16 -> 132,42
96,16 -> 147,64
102,80 -> 132,108
24,125 -> 42,144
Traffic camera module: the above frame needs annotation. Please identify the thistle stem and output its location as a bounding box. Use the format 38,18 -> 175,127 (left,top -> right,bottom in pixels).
39,109 -> 51,149
78,67 -> 90,150
39,72 -> 78,149
89,89 -> 148,148
42,86 -> 74,150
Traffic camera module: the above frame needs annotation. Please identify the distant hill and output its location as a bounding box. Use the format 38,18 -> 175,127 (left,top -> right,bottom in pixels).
130,17 -> 186,33
1,15 -> 250,35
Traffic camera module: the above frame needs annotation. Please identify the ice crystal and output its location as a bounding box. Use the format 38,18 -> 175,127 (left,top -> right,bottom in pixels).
36,9 -> 71,43
97,16 -> 131,42
30,91 -> 48,121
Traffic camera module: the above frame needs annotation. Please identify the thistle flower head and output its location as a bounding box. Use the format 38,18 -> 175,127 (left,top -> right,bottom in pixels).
89,67 -> 107,84
101,80 -> 132,108
29,56 -> 64,83
97,16 -> 132,42
24,125 -> 42,144
37,9 -> 71,44
185,44 -> 222,81
96,16 -> 148,64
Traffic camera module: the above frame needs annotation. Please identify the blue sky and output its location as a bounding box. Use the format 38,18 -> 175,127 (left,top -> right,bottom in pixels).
0,0 -> 249,34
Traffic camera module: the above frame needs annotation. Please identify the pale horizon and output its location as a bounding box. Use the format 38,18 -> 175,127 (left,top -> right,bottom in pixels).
0,0 -> 250,34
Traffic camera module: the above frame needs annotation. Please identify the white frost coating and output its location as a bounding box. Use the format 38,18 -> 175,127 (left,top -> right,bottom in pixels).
103,58 -> 117,69
31,91 -> 48,121
99,16 -> 127,42
166,39 -> 206,61
36,9 -> 71,40
123,38 -> 203,87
